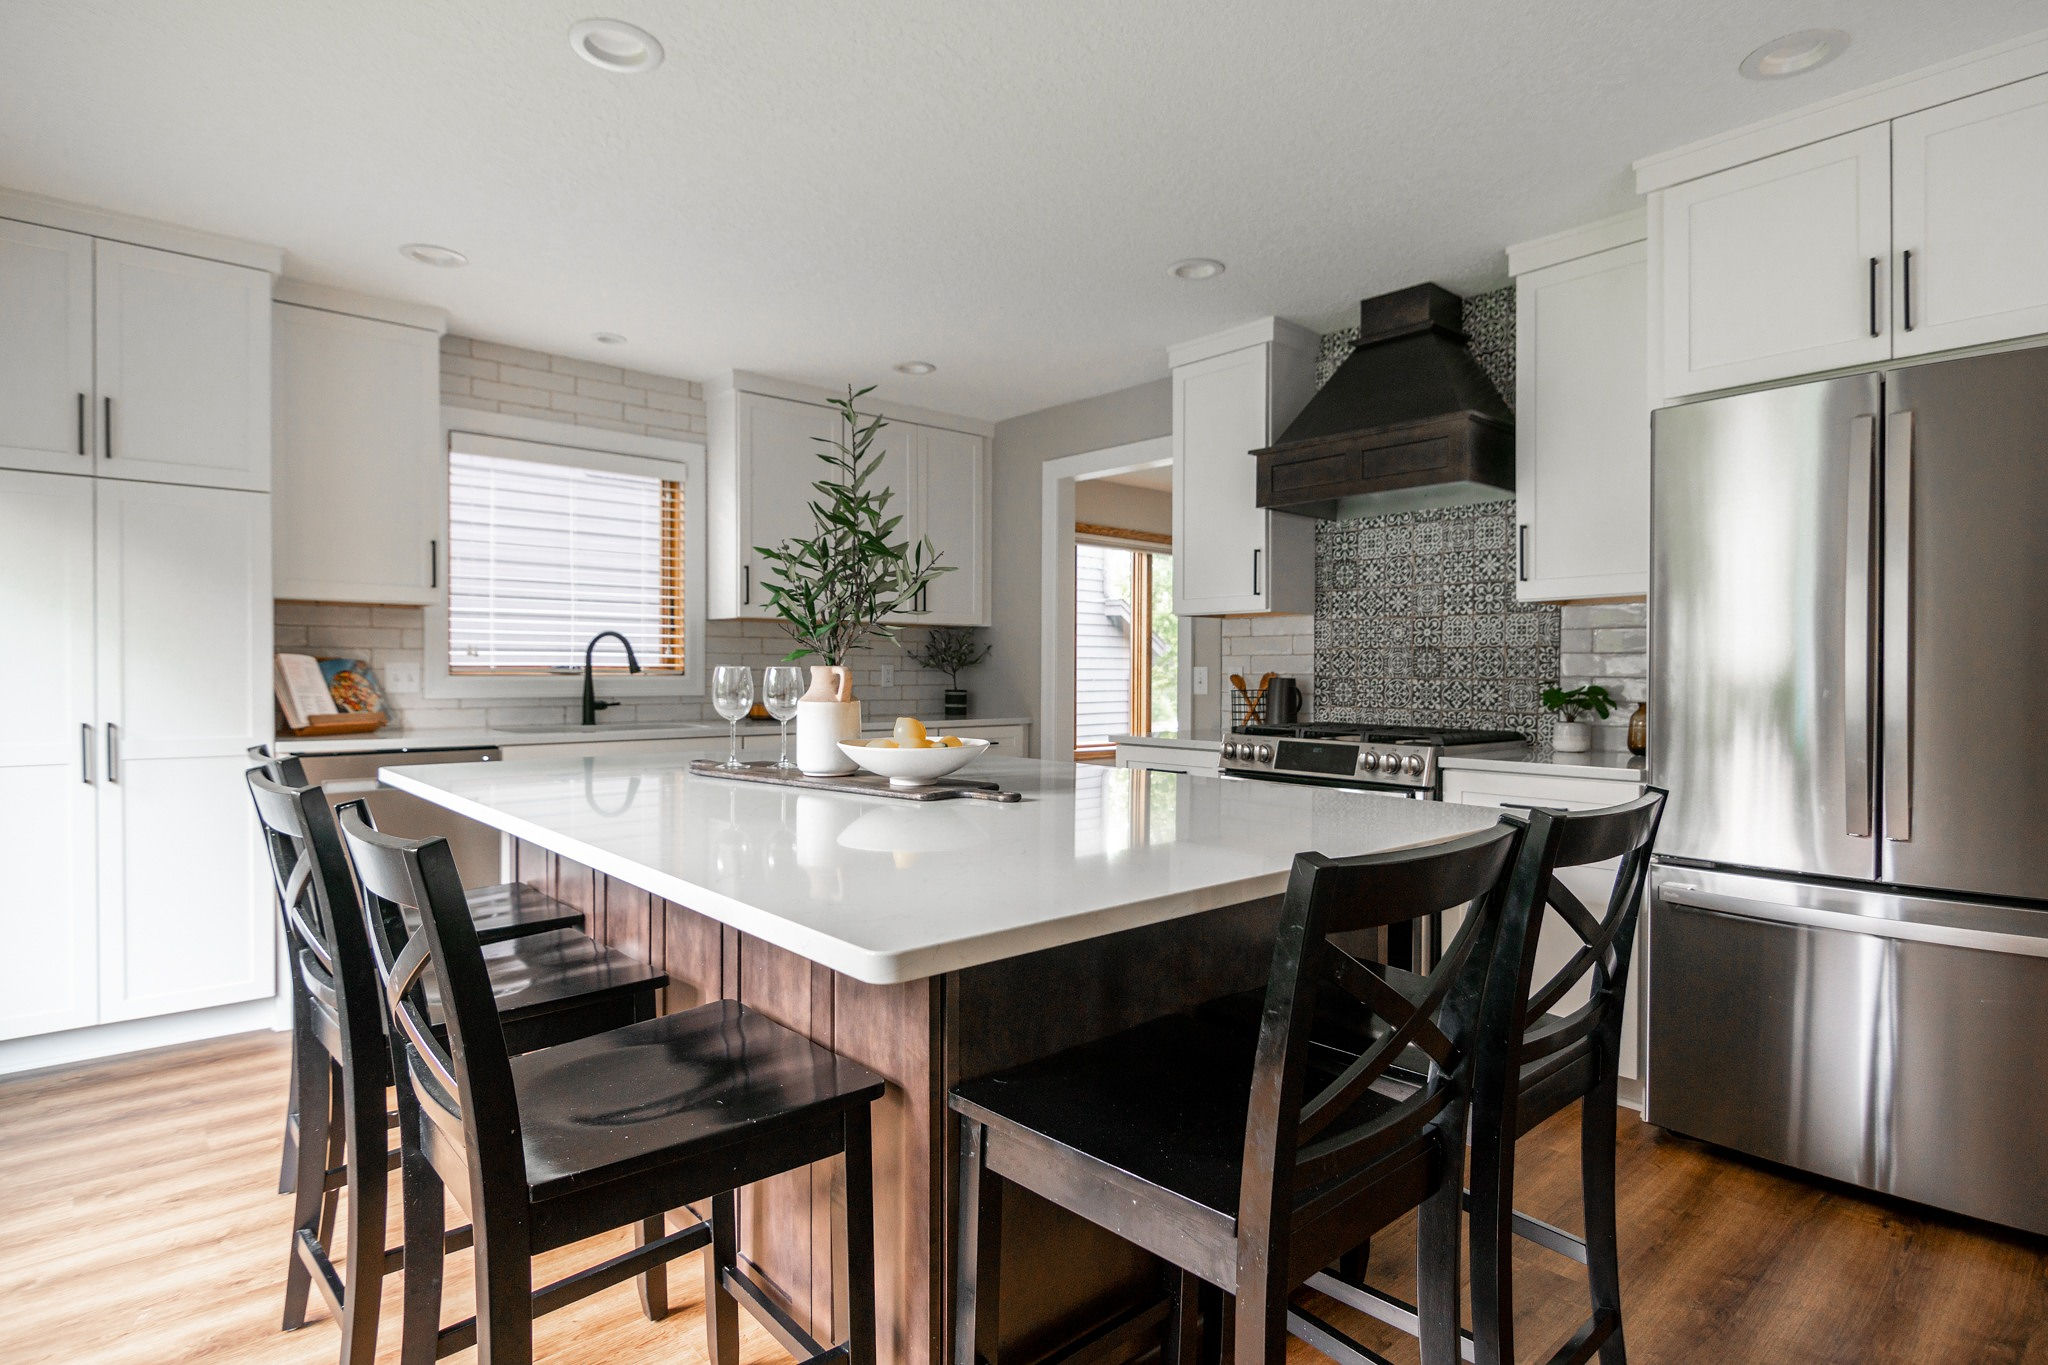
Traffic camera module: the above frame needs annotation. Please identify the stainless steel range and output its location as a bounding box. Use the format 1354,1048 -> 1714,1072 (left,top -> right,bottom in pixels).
1220,722 -> 1528,796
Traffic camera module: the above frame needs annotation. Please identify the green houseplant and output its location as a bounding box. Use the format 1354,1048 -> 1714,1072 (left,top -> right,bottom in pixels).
908,627 -> 993,719
755,386 -> 951,772
1540,683 -> 1614,753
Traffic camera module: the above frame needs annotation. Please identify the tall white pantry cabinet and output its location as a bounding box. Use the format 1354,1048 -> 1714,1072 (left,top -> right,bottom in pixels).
0,199 -> 276,1063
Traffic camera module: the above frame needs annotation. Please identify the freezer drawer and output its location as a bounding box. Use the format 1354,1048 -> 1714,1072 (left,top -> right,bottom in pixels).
296,747 -> 506,889
1645,865 -> 2048,1236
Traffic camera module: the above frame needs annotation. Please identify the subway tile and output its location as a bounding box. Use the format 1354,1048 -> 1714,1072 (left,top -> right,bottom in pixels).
576,377 -> 644,404
549,355 -> 625,383
551,391 -> 625,419
497,364 -> 577,394
497,401 -> 558,423
469,339 -> 556,370
573,414 -> 649,436
1593,627 -> 1646,653
636,386 -> 701,413
618,367 -> 695,396
440,353 -> 497,380
471,377 -> 554,405
438,335 -> 471,355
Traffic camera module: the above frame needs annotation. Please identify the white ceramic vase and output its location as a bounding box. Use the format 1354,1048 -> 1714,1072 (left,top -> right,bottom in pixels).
1551,719 -> 1592,753
796,664 -> 861,775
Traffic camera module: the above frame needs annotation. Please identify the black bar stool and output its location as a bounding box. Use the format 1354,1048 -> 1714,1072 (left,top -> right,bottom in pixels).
248,771 -> 667,1365
250,745 -> 586,1196
950,820 -> 1530,1365
1307,791 -> 1667,1365
338,805 -> 887,1365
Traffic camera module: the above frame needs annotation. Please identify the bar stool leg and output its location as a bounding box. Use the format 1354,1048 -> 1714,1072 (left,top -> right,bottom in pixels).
843,1108 -> 878,1365
703,1190 -> 741,1365
1417,1113 -> 1468,1365
397,1115 -> 446,1365
953,1117 -> 1003,1365
635,1216 -> 669,1320
1468,1103 -> 1518,1365
315,1062 -> 346,1249
1581,1074 -> 1627,1364
280,1041 -> 331,1331
336,1079 -> 389,1365
1164,1268 -> 1202,1365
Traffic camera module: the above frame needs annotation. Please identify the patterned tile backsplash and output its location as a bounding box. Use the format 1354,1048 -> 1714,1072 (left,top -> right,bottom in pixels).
1221,284 -> 1646,752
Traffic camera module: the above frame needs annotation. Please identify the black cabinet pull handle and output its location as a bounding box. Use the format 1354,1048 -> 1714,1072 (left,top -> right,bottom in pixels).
105,723 -> 120,783
742,564 -> 751,605
1518,524 -> 1530,582
429,538 -> 438,589
1251,548 -> 1261,596
103,396 -> 113,458
80,723 -> 93,784
1902,250 -> 1915,332
77,393 -> 86,455
1868,257 -> 1880,338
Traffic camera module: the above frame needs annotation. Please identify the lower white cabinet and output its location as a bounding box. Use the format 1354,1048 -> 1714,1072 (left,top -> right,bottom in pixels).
0,471 -> 273,1041
1439,765 -> 1646,1084
1113,740 -> 1223,777
1511,219 -> 1650,601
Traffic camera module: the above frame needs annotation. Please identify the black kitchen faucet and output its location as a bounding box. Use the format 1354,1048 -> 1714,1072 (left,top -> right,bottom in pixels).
580,630 -> 642,724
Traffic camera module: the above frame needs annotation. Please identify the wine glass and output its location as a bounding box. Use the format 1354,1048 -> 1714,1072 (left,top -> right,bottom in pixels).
712,666 -> 754,770
762,664 -> 804,769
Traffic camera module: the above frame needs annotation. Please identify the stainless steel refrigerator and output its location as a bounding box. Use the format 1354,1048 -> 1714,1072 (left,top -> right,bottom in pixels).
1645,345 -> 2048,1236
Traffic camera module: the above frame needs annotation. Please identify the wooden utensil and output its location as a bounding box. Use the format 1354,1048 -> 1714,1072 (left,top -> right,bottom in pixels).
1230,673 -> 1257,726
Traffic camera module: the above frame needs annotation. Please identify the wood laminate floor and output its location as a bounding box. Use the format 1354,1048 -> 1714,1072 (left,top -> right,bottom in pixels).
1,1032 -> 2044,1363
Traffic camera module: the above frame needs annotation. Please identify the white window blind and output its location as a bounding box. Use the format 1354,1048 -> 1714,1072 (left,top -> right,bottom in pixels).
447,445 -> 684,673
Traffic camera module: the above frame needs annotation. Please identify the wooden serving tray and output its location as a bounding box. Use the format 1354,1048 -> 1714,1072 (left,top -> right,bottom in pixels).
687,758 -> 1022,803
286,711 -> 389,737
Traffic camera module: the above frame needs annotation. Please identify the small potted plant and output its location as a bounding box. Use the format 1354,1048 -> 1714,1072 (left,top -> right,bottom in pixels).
756,385 -> 951,774
1540,683 -> 1614,753
908,627 -> 993,719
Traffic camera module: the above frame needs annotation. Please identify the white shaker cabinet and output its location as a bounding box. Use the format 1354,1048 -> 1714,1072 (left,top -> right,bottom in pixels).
1656,125 -> 1892,399
1510,218 -> 1650,601
272,299 -> 443,603
1170,319 -> 1318,616
0,471 -> 100,1041
903,422 -> 990,626
0,220 -> 94,475
1892,72 -> 2048,358
93,480 -> 273,1022
94,241 -> 271,490
715,390 -> 842,618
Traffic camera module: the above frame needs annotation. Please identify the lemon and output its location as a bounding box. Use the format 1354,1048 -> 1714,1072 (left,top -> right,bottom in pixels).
940,735 -> 964,748
870,739 -> 898,749
893,716 -> 930,748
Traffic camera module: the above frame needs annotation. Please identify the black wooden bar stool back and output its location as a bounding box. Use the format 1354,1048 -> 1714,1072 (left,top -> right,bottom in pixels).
339,807 -> 887,1365
951,819 -> 1531,1365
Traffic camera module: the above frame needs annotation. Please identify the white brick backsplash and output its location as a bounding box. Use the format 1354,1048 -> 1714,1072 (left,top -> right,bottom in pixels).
439,374 -> 470,397
496,364 -> 577,394
1593,627 -> 1646,653
575,377 -> 642,404
620,367 -> 695,396
549,355 -> 625,384
441,353 -> 497,380
439,335 -> 470,355
469,340 -> 555,370
636,386 -> 697,413
549,391 -> 624,419
470,377 -> 552,406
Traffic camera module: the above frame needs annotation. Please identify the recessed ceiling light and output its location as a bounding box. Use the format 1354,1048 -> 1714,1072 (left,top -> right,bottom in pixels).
569,18 -> 664,73
399,243 -> 468,268
593,332 -> 628,345
1740,29 -> 1849,81
1170,258 -> 1226,281
894,361 -> 937,376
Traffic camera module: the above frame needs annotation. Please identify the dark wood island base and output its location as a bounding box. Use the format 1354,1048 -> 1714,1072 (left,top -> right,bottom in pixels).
513,839 -> 1283,1364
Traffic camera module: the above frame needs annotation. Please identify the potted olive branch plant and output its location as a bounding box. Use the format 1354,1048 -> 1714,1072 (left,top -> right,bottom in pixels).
908,627 -> 992,719
1540,682 -> 1615,754
754,385 -> 951,773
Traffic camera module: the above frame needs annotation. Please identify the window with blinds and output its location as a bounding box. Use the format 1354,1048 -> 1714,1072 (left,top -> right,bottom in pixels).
447,445 -> 685,674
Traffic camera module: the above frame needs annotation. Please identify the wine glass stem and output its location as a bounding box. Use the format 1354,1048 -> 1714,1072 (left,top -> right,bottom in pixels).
728,717 -> 739,766
778,720 -> 791,767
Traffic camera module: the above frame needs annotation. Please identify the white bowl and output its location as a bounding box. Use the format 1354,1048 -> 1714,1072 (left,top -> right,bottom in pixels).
839,736 -> 991,788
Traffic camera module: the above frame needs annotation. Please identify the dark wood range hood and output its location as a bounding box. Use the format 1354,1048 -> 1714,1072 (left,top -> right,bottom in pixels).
1254,284 -> 1514,520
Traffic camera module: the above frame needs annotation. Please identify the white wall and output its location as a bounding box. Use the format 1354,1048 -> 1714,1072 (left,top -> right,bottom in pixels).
1073,479 -> 1171,537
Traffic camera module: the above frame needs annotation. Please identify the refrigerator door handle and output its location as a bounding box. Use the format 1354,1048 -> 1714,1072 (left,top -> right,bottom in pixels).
1660,885 -> 2048,958
1884,410 -> 1914,842
1843,415 -> 1877,838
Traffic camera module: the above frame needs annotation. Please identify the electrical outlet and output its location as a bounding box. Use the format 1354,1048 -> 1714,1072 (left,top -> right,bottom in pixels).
880,663 -> 896,687
1193,666 -> 1210,696
383,661 -> 422,694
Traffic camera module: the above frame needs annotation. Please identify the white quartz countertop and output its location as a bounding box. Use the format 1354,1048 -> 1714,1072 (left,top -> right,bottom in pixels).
379,751 -> 1498,985
280,715 -> 1033,756
1438,751 -> 1646,781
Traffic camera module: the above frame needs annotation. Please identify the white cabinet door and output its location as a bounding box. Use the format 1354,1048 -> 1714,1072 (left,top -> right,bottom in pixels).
1893,73 -> 2048,358
913,425 -> 989,625
95,481 -> 272,1022
1516,241 -> 1650,600
0,221 -> 94,476
0,471 -> 99,1040
1174,345 -> 1273,615
94,241 -> 270,491
272,303 -> 440,602
1658,126 -> 1891,398
734,393 -> 841,618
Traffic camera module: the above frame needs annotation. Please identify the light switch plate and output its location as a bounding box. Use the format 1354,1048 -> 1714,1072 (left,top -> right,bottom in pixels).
1193,666 -> 1210,696
880,663 -> 896,687
383,661 -> 422,694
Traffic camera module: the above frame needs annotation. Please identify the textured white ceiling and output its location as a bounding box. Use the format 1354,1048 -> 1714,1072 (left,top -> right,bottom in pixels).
4,2 -> 2039,420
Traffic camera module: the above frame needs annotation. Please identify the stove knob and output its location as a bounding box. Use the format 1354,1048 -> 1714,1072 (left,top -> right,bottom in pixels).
1223,741 -> 1239,760
1361,751 -> 1380,772
1404,753 -> 1426,776
1255,744 -> 1274,764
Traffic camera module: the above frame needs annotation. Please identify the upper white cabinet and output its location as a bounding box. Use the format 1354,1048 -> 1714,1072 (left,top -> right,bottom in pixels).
1170,319 -> 1317,617
1656,126 -> 1892,399
94,241 -> 271,490
0,214 -> 273,489
0,220 -> 94,474
272,294 -> 445,603
1892,73 -> 2048,357
1510,216 -> 1650,601
707,377 -> 993,625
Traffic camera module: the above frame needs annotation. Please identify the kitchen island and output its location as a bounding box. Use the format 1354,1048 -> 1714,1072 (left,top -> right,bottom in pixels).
380,751 -> 1498,1363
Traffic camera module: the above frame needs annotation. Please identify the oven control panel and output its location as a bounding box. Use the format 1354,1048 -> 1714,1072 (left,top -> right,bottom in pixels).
1220,733 -> 1436,788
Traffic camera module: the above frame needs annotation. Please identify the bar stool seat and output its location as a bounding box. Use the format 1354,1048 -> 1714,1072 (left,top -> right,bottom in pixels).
512,998 -> 885,1206
464,881 -> 588,942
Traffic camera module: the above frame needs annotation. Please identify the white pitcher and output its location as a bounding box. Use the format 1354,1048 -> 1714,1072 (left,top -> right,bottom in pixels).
795,664 -> 861,775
